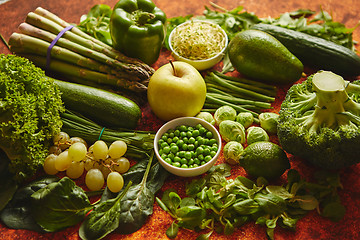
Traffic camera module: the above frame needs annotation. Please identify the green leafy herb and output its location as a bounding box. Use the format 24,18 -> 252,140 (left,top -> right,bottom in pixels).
78,4 -> 113,46
156,164 -> 345,239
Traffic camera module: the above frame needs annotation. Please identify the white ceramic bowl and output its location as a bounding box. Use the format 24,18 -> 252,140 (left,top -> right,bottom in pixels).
154,117 -> 221,177
168,20 -> 228,71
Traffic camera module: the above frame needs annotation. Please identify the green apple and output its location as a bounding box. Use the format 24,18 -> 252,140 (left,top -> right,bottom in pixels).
147,61 -> 206,121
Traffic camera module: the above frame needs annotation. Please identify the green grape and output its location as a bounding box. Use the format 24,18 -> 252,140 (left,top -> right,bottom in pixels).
66,161 -> 85,179
54,151 -> 71,171
108,140 -> 127,159
100,165 -> 112,179
107,171 -> 124,193
70,137 -> 88,148
43,154 -> 59,175
53,131 -> 70,150
113,157 -> 130,173
48,145 -> 62,155
85,168 -> 105,191
84,158 -> 95,171
68,142 -> 87,162
92,140 -> 109,160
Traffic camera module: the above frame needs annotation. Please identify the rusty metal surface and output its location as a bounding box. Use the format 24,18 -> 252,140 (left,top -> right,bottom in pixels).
0,0 -> 360,240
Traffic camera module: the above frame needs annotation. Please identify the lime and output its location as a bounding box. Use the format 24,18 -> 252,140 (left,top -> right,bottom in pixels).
239,141 -> 290,180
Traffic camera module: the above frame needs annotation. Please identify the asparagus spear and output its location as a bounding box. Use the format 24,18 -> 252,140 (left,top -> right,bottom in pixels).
33,7 -> 154,76
24,12 -> 152,81
17,23 -> 139,81
15,53 -> 147,92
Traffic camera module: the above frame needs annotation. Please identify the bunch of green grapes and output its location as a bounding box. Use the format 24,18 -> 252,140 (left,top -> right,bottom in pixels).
43,132 -> 130,193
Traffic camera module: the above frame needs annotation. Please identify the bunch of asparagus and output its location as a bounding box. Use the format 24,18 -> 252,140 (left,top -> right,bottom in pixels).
203,71 -> 277,117
8,7 -> 154,92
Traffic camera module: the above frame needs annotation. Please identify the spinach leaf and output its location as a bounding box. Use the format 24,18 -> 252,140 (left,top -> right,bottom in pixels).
0,151 -> 17,211
0,176 -> 59,232
116,151 -> 168,234
31,177 -> 92,232
79,182 -> 132,240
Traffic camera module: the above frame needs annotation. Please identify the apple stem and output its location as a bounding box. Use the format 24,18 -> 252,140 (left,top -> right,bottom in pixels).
169,60 -> 177,77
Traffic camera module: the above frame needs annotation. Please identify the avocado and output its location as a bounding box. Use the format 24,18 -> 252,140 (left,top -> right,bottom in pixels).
228,29 -> 304,85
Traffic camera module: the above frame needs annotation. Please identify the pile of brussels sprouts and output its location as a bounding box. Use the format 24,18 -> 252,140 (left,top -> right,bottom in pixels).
196,106 -> 280,165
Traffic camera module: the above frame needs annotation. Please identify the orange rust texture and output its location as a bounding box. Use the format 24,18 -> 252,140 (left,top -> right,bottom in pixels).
0,0 -> 360,240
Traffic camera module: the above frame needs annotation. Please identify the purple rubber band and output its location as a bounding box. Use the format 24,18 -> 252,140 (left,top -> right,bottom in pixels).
46,25 -> 74,70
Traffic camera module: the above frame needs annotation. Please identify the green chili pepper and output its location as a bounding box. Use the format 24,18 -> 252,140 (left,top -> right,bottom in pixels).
110,0 -> 167,65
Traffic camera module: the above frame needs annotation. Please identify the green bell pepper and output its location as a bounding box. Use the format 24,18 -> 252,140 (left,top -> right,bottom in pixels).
110,0 -> 167,65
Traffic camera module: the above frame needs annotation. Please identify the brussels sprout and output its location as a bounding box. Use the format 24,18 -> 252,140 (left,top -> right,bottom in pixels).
258,112 -> 280,134
219,120 -> 246,143
214,105 -> 237,125
196,112 -> 215,125
236,112 -> 254,128
223,141 -> 244,165
246,126 -> 269,145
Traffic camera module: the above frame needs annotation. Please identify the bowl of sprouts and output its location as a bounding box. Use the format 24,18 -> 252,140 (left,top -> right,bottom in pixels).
169,20 -> 228,71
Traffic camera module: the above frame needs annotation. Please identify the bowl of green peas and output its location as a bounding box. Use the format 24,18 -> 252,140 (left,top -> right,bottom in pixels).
154,117 -> 222,177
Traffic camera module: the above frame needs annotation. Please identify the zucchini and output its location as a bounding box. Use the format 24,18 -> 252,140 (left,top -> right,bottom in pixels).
251,23 -> 360,77
55,80 -> 141,129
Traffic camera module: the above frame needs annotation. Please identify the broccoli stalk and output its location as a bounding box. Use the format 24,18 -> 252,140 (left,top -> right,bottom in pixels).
278,71 -> 360,169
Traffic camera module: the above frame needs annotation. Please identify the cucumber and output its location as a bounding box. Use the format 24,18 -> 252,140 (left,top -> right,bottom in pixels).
55,80 -> 141,129
251,23 -> 360,77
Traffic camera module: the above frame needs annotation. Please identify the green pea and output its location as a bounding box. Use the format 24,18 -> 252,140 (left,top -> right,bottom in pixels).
174,156 -> 181,163
178,151 -> 185,158
158,149 -> 163,155
203,138 -> 209,145
158,139 -> 164,145
210,151 -> 217,157
160,142 -> 168,149
179,125 -> 187,132
190,151 -> 196,158
198,154 -> 204,161
173,162 -> 181,168
197,137 -> 205,145
206,131 -> 213,139
174,129 -> 180,136
188,159 -> 195,165
194,158 -> 200,165
188,144 -> 195,151
185,151 -> 192,160
167,153 -> 175,160
211,146 -> 218,152
186,131 -> 192,138
192,129 -> 200,137
199,127 -> 206,135
181,164 -> 188,168
180,131 -> 187,138
182,144 -> 188,151
181,158 -> 188,165
203,147 -> 210,156
196,146 -> 204,155
161,135 -> 168,141
172,136 -> 179,143
209,138 -> 217,145
195,124 -> 202,130
161,153 -> 167,159
201,161 -> 206,165
165,158 -> 172,164
167,138 -> 173,144
182,137 -> 189,143
193,163 -> 199,168
176,139 -> 184,147
204,155 -> 212,162
169,132 -> 175,138
170,145 -> 179,154
163,146 -> 171,154
189,137 -> 195,144
170,142 -> 177,147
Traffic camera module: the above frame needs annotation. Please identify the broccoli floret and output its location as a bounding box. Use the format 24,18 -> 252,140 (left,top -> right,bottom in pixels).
278,70 -> 360,169
0,54 -> 64,182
